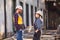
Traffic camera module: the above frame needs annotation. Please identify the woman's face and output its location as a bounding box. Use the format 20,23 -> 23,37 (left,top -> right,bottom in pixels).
35,13 -> 40,18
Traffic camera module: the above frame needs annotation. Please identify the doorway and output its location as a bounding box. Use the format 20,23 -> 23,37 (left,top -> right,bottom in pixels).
45,1 -> 60,30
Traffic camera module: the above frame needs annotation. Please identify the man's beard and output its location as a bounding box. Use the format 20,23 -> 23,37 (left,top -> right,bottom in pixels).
19,11 -> 21,13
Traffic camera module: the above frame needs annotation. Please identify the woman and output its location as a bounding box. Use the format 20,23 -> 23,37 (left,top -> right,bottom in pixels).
33,10 -> 43,40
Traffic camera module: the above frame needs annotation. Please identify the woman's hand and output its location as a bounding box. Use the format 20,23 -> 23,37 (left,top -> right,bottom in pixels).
35,29 -> 38,33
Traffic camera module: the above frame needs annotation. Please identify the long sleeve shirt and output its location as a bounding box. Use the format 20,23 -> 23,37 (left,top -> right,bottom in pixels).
14,13 -> 23,30
34,18 -> 42,30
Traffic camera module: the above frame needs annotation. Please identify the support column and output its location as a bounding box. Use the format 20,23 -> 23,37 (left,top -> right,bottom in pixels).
29,4 -> 31,26
28,4 -> 32,32
6,0 -> 13,37
33,6 -> 35,22
23,1 -> 26,26
0,0 -> 5,39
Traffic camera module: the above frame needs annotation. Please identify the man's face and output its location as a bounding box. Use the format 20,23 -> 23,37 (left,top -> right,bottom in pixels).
18,9 -> 22,14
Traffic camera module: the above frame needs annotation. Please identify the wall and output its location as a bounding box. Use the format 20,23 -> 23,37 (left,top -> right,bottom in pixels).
6,0 -> 13,37
0,0 -> 5,39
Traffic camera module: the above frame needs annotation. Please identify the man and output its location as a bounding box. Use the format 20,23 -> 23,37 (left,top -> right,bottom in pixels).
14,5 -> 23,40
33,10 -> 43,40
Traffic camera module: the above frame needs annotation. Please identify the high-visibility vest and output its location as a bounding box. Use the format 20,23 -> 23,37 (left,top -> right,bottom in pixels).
18,14 -> 23,24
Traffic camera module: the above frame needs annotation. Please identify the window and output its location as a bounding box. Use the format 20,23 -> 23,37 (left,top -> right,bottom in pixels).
35,7 -> 37,12
26,4 -> 29,26
20,2 -> 23,17
31,5 -> 33,26
12,0 -> 16,33
20,2 -> 23,7
12,0 -> 16,14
